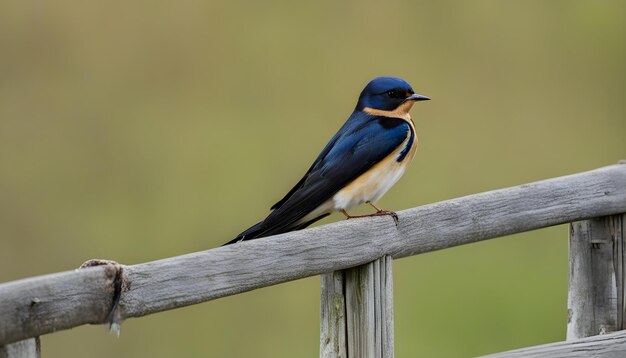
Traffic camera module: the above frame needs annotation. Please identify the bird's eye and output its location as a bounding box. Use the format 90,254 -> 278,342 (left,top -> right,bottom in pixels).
385,89 -> 406,99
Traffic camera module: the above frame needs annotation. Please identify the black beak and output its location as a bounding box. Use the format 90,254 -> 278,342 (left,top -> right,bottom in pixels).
405,93 -> 430,102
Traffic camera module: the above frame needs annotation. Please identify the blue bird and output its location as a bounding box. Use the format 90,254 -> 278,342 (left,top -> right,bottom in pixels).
225,77 -> 429,245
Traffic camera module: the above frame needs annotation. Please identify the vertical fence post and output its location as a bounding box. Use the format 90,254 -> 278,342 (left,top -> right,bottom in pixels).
320,255 -> 394,358
567,214 -> 625,340
0,338 -> 40,358
320,270 -> 347,358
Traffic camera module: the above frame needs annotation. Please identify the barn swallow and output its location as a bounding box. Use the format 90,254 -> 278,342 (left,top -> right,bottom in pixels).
225,77 -> 429,245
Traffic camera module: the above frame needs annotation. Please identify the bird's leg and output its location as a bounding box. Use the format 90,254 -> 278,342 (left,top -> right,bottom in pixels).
367,201 -> 399,224
341,205 -> 399,225
366,201 -> 384,212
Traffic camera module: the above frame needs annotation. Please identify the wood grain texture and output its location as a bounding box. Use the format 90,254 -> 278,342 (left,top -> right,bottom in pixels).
345,262 -> 376,357
345,260 -> 386,357
320,271 -> 347,358
614,215 -> 626,330
321,256 -> 394,358
481,329 -> 626,358
382,256 -> 394,357
0,338 -> 40,358
567,215 -> 625,339
0,266 -> 117,346
1,164 -> 626,345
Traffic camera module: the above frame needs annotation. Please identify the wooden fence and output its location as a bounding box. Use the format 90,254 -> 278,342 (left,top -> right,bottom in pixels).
1,163 -> 626,357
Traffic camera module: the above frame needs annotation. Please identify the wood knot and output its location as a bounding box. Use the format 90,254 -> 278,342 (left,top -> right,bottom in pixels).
79,258 -> 126,336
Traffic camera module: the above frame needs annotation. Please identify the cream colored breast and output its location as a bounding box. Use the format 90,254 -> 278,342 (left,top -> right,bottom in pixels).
332,121 -> 417,210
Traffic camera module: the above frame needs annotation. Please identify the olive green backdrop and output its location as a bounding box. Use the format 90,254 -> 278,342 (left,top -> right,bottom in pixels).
1,1 -> 625,357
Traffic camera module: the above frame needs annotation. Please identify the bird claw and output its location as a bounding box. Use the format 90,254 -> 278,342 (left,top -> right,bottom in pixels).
344,210 -> 399,225
373,210 -> 399,225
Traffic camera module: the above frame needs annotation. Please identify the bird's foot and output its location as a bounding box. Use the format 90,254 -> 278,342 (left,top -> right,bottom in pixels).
366,201 -> 399,224
371,210 -> 399,224
341,209 -> 399,225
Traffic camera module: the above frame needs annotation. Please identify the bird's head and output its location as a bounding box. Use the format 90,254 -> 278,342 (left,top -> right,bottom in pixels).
355,77 -> 429,117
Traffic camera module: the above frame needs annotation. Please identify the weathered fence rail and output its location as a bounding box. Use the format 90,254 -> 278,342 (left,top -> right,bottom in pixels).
1,163 -> 626,356
482,329 -> 626,357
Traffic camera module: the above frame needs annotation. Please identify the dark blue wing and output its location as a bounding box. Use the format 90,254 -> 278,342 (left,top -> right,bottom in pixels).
270,123 -> 345,210
258,113 -> 410,236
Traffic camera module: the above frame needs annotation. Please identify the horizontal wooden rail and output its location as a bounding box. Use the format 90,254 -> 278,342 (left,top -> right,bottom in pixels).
481,329 -> 626,357
1,163 -> 626,345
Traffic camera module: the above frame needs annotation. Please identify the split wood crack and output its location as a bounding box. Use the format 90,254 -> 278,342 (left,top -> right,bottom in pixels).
79,259 -> 126,335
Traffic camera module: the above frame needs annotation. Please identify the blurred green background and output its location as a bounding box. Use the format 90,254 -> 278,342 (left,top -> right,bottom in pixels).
1,1 -> 625,357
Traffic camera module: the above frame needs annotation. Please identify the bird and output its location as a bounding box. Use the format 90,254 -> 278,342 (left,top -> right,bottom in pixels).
224,76 -> 429,245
